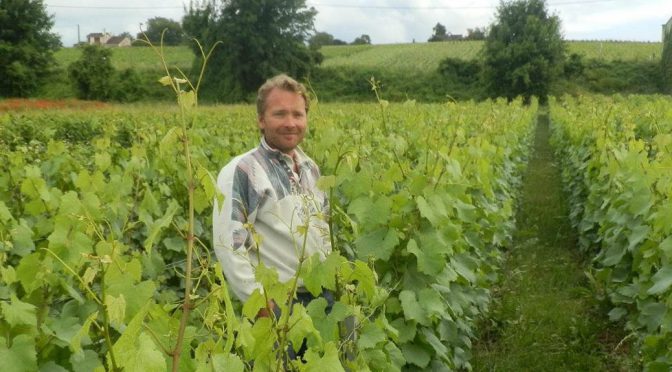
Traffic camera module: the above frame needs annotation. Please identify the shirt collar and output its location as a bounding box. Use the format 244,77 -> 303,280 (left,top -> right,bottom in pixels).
259,137 -> 311,168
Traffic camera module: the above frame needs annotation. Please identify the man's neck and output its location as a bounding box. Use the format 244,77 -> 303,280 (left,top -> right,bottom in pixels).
261,137 -> 297,157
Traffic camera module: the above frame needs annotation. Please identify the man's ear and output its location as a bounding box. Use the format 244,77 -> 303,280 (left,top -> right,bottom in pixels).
257,116 -> 265,133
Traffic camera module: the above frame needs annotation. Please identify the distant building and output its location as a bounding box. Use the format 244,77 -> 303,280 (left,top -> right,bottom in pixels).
105,36 -> 131,47
86,32 -> 131,47
87,32 -> 111,45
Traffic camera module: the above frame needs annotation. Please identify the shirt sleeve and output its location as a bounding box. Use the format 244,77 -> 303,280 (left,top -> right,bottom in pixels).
212,159 -> 263,301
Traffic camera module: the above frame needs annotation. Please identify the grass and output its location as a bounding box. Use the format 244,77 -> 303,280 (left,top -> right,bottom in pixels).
320,40 -> 661,71
471,109 -> 639,371
567,40 -> 662,61
53,40 -> 662,74
320,40 -> 483,71
54,45 -> 193,71
47,40 -> 664,101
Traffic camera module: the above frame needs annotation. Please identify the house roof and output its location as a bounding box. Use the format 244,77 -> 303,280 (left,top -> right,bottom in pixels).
106,36 -> 128,45
87,33 -> 106,38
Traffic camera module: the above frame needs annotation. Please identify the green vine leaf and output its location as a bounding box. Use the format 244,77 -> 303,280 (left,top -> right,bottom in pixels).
0,334 -> 38,372
1,293 -> 36,327
303,342 -> 344,372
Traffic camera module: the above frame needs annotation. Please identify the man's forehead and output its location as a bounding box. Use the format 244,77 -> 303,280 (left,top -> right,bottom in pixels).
268,87 -> 303,98
266,89 -> 306,107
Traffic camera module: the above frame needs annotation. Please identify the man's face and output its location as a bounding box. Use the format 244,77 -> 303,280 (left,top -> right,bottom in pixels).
258,88 -> 307,154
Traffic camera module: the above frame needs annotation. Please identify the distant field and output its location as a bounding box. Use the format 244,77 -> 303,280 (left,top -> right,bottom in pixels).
54,40 -> 662,73
321,41 -> 483,71
321,40 -> 662,71
54,46 -> 193,71
567,41 -> 662,61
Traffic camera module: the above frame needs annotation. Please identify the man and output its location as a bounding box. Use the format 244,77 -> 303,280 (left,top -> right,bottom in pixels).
212,74 -> 331,308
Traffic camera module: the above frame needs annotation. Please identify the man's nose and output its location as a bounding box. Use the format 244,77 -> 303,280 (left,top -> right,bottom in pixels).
284,116 -> 298,127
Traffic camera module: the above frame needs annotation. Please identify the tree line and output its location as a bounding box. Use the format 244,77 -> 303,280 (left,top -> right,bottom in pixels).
2,0 -> 670,104
663,24 -> 672,94
428,23 -> 486,42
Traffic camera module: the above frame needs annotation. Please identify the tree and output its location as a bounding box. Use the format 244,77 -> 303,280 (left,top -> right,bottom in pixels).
68,45 -> 116,100
0,0 -> 61,97
465,27 -> 486,40
138,17 -> 184,45
183,0 -> 319,102
663,26 -> 672,94
308,31 -> 346,48
351,34 -> 371,45
481,0 -> 565,104
428,22 -> 448,42
119,31 -> 134,41
309,31 -> 333,48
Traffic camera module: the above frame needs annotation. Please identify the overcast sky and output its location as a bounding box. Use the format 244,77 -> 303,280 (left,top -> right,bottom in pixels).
45,0 -> 671,47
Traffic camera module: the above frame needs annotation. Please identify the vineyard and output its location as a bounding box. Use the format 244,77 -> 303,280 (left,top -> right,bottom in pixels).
3,0 -> 672,368
550,95 -> 672,370
2,91 -> 672,370
0,97 -> 536,370
320,41 -> 662,71
319,41 -> 484,71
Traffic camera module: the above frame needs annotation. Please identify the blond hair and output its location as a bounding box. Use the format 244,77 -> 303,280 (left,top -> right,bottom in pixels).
256,74 -> 310,116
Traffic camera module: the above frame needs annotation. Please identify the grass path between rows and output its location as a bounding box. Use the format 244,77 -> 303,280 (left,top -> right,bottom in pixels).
471,110 -> 638,371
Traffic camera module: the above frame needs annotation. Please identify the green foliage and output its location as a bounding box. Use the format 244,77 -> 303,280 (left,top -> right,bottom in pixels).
0,97 -> 536,370
0,334 -> 38,372
563,53 -> 585,78
41,40 -> 664,103
309,31 -> 347,49
183,0 -> 320,102
49,41 -> 662,77
113,68 -> 149,102
67,46 -> 148,102
0,114 -> 50,150
567,40 -> 661,62
53,118 -> 102,143
438,58 -> 481,84
0,0 -> 61,97
138,17 -> 184,46
550,94 -> 672,370
482,0 -> 565,104
466,27 -> 487,40
351,34 -> 371,45
55,46 -> 193,72
556,58 -> 663,96
427,23 -> 464,42
428,23 -> 448,42
308,98 -> 536,369
321,41 -> 482,74
473,111 -> 638,371
321,41 -> 662,70
662,28 -> 672,94
311,66 -> 484,102
68,45 -> 116,100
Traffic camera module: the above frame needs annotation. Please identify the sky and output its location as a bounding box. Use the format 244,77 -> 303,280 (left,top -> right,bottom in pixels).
45,0 -> 671,47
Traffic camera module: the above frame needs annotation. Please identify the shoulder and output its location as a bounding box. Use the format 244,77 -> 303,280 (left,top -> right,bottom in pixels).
217,148 -> 259,186
295,147 -> 320,170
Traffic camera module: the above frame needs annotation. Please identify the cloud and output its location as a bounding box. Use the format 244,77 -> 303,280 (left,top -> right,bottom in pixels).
46,0 -> 668,46
560,1 -> 672,34
46,0 -> 185,45
313,0 -> 496,44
